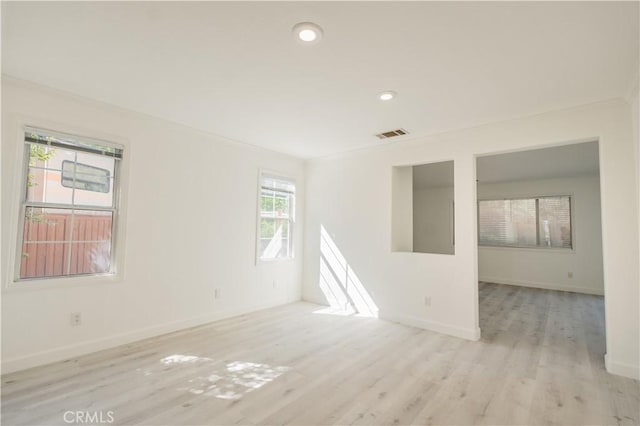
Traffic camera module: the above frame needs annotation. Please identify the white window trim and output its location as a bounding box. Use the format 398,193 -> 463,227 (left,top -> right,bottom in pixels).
4,118 -> 130,291
255,169 -> 296,264
477,194 -> 576,252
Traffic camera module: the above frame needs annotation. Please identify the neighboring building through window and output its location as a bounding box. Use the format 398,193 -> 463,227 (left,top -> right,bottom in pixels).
478,196 -> 572,249
17,127 -> 123,279
258,173 -> 295,261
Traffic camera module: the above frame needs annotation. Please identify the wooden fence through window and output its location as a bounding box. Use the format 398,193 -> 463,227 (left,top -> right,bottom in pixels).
20,213 -> 112,279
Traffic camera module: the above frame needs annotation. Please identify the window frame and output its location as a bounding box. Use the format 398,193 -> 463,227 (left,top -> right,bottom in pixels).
8,124 -> 128,288
477,195 -> 574,251
255,170 -> 296,263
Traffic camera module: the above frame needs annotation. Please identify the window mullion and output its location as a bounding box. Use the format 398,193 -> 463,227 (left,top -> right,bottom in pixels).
24,201 -> 115,212
71,152 -> 77,207
65,210 -> 75,275
68,152 -> 78,276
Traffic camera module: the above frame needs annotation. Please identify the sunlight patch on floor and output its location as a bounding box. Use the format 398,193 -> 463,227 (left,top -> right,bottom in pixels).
179,361 -> 290,400
139,355 -> 290,401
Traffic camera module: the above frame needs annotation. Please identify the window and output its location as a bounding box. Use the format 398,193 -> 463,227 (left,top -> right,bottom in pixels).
17,127 -> 123,280
478,196 -> 572,249
257,174 -> 295,261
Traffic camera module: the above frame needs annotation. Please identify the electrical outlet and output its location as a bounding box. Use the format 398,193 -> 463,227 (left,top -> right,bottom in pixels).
214,288 -> 220,299
70,312 -> 82,326
568,272 -> 573,279
424,296 -> 431,307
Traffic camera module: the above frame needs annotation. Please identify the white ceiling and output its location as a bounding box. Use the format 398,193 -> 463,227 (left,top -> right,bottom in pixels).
477,141 -> 600,184
2,2 -> 638,159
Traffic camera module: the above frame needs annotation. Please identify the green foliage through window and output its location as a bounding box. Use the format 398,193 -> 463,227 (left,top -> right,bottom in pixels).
27,144 -> 56,189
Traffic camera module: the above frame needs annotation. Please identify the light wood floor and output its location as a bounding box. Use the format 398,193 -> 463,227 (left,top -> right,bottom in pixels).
2,283 -> 639,425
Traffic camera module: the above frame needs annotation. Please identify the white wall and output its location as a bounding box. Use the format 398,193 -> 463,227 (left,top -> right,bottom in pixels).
630,86 -> 639,336
302,99 -> 639,379
478,175 -> 603,295
390,166 -> 413,252
413,186 -> 455,255
633,91 -> 639,195
1,78 -> 305,373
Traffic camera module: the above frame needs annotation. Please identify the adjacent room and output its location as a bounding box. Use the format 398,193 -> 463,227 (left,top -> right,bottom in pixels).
475,142 -> 608,386
1,2 -> 639,426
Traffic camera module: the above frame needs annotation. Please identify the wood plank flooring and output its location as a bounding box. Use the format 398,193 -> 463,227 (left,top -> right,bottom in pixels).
2,283 -> 639,425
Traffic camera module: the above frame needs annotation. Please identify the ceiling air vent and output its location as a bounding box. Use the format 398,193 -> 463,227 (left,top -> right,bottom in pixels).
375,128 -> 409,140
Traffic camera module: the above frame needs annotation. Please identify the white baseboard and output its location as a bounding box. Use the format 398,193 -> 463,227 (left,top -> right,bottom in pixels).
605,353 -> 640,380
479,276 -> 604,296
2,296 -> 298,375
379,311 -> 481,341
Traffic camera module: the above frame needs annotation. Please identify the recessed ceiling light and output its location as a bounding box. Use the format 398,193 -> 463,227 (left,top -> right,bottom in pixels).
379,91 -> 396,101
293,22 -> 323,45
299,29 -> 317,42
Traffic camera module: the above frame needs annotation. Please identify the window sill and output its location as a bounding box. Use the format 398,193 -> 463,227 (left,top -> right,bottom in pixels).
5,273 -> 123,292
390,250 -> 456,256
478,245 -> 575,254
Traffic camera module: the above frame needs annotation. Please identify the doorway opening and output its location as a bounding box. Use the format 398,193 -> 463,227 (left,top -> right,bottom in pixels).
475,141 -> 606,365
